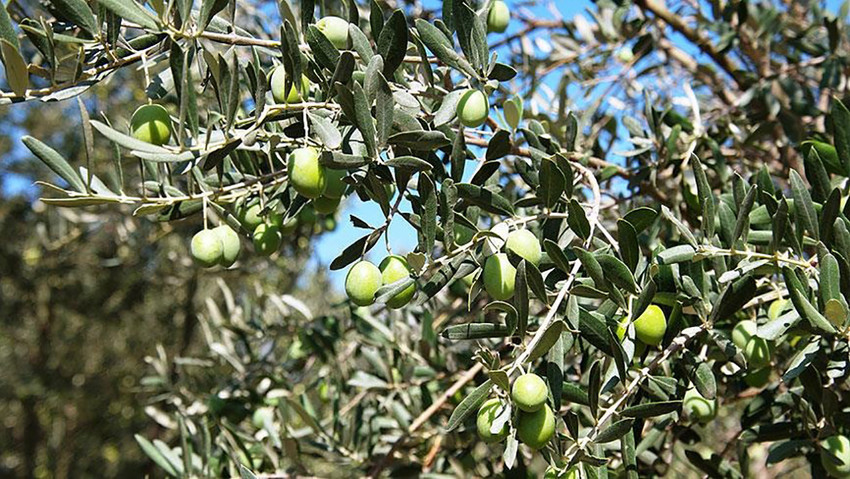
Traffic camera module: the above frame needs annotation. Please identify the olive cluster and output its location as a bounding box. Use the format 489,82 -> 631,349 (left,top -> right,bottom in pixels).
476,373 -> 556,450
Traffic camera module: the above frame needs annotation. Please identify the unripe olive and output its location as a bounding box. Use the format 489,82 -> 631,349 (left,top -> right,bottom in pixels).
352,71 -> 366,84
683,387 -> 716,424
616,316 -> 647,358
505,228 -> 542,266
516,404 -> 555,450
744,366 -> 771,388
821,435 -> 850,478
130,104 -> 171,145
316,16 -> 350,49
238,202 -> 265,231
487,0 -> 510,33
191,229 -> 223,268
511,373 -> 548,412
457,89 -> 489,128
345,260 -> 382,306
633,304 -> 667,347
313,196 -> 340,215
483,253 -> 516,300
324,168 -> 348,199
288,147 -> 327,199
379,255 -> 416,308
252,223 -> 282,256
744,336 -> 772,369
768,298 -> 790,321
476,398 -> 509,443
252,407 -> 274,429
731,320 -> 757,351
270,65 -> 310,104
454,224 -> 475,246
271,214 -> 298,235
213,224 -> 241,267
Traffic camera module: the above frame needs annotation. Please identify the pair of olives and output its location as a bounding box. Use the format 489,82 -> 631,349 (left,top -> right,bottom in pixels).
191,225 -> 241,268
477,373 -> 556,450
345,256 -> 416,308
482,228 -> 542,300
287,147 -> 347,214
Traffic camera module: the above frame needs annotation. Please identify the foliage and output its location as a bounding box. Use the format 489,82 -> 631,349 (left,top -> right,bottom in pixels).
4,0 -> 850,477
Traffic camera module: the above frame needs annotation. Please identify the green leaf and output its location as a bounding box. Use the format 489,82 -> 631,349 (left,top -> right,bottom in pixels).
385,156 -> 432,170
414,19 -> 476,77
329,231 -> 381,270
561,382 -> 589,406
528,320 -> 565,362
804,147 -> 831,203
617,220 -> 639,272
543,239 -> 571,273
486,130 -> 512,161
692,156 -> 715,239
456,183 -> 514,216
51,0 -> 98,37
306,24 -> 340,71
1,39 -> 27,97
377,10 -> 408,77
352,82 -> 378,158
620,401 -> 682,418
578,310 -> 613,356
446,379 -> 492,432
623,207 -> 657,234
514,261 -> 529,337
135,435 -> 179,477
587,360 -> 601,419
789,169 -> 819,241
388,130 -> 451,150
375,73 -> 394,147
23,135 -> 86,193
308,111 -> 342,149
782,339 -> 820,382
419,173 -> 437,253
375,276 -> 416,304
99,0 -> 160,30
538,157 -> 566,208
596,254 -> 638,295
90,119 -> 171,154
442,323 -> 511,339
732,185 -> 757,245
349,23 -> 374,62
656,244 -> 696,265
783,266 -> 836,334
693,362 -> 716,400
830,97 -> 850,175
567,199 -> 590,239
708,274 -> 756,323
594,418 -> 634,444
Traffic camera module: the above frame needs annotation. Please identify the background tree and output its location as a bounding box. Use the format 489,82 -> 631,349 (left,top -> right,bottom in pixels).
3,0 -> 850,477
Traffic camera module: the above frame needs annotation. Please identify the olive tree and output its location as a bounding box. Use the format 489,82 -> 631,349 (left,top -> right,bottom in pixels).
7,0 -> 850,477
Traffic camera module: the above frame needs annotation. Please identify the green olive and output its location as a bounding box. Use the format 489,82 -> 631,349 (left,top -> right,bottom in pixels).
744,367 -> 771,388
454,224 -> 475,246
213,224 -> 241,267
487,0 -> 510,33
251,407 -> 274,429
270,65 -> 310,104
483,253 -> 516,301
516,404 -> 555,450
744,336 -> 772,369
316,16 -> 350,49
379,255 -> 416,308
505,228 -> 542,266
511,373 -> 548,412
288,147 -> 327,199
633,304 -> 667,347
252,223 -> 282,256
130,104 -> 171,145
323,168 -> 348,199
457,89 -> 490,128
476,398 -> 509,443
313,196 -> 341,215
731,320 -> 757,351
345,260 -> 382,306
683,387 -> 716,424
238,202 -> 265,231
821,435 -> 850,478
191,229 -> 223,268
768,299 -> 790,321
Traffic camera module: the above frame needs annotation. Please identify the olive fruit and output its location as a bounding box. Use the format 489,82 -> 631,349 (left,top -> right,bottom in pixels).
213,224 -> 241,267
821,435 -> 850,478
487,0 -> 510,33
744,367 -> 771,388
454,224 -> 475,246
238,202 -> 265,231
744,336 -> 772,369
345,261 -> 382,306
313,196 -> 340,215
270,65 -> 310,104
288,147 -> 327,199
731,320 -> 757,351
191,229 -> 223,267
271,214 -> 298,235
324,168 -> 348,199
483,253 -> 516,300
768,298 -> 790,321
505,228 -> 542,266
516,404 -> 555,450
316,16 -> 350,49
511,373 -> 548,412
476,398 -> 509,443
130,104 -> 171,145
379,255 -> 416,308
252,407 -> 274,429
457,89 -> 489,128
633,304 -> 667,347
252,223 -> 282,256
683,388 -> 716,423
